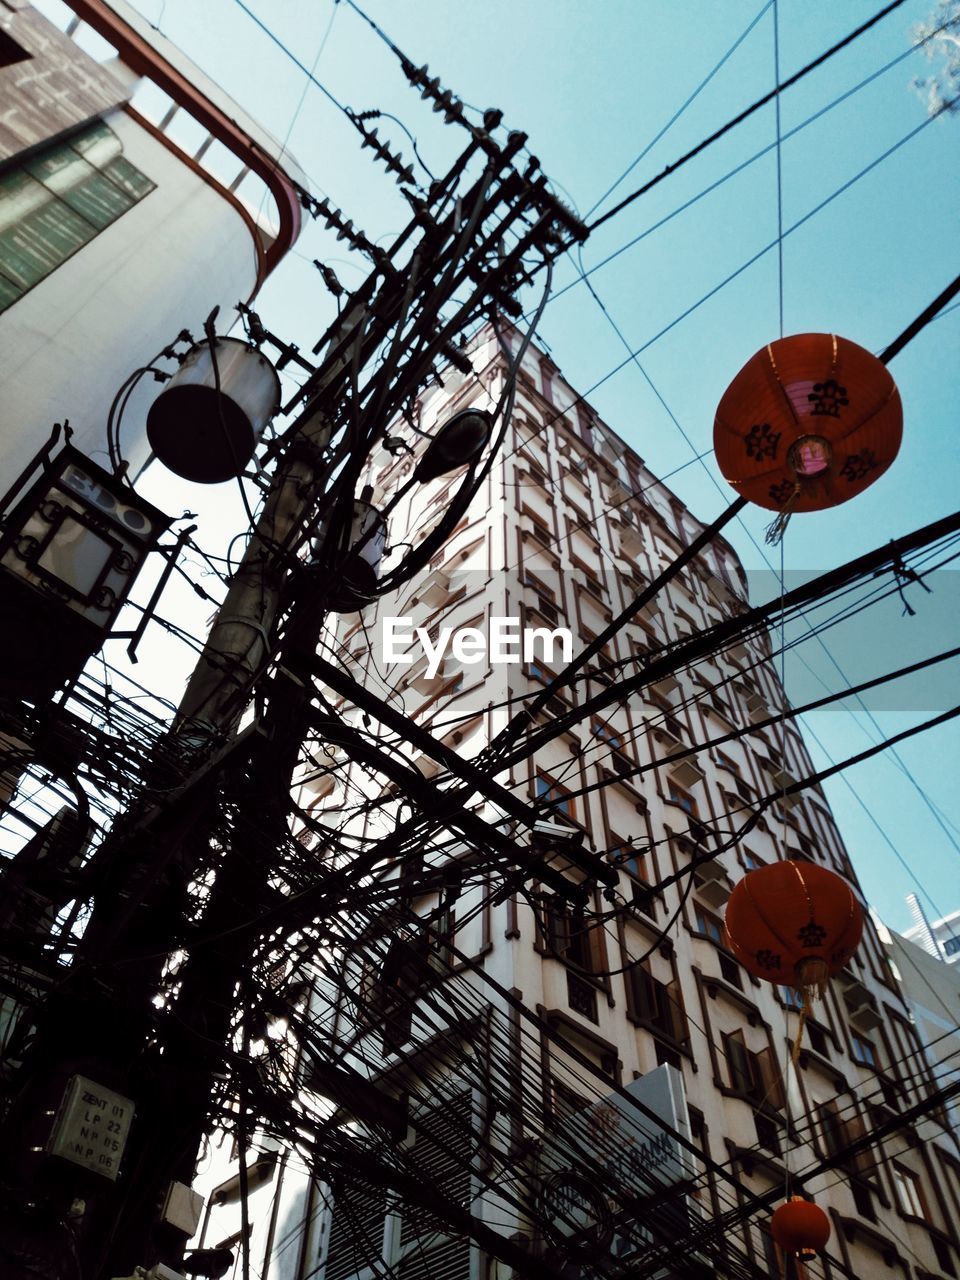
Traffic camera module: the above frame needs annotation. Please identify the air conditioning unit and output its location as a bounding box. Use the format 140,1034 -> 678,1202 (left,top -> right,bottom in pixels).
617,526 -> 644,560
598,435 -> 619,466
769,769 -> 799,807
607,476 -> 631,503
419,569 -> 451,607
694,859 -> 732,909
838,974 -> 883,1031
532,818 -> 581,847
670,760 -> 704,790
651,675 -> 680,702
744,691 -> 768,724
847,996 -> 884,1033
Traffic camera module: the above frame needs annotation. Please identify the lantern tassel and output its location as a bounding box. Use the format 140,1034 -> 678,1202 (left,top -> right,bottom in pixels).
790,993 -> 812,1065
791,960 -> 829,1063
764,482 -> 801,545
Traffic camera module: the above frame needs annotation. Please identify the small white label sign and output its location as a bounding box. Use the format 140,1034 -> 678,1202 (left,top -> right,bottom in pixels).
47,1075 -> 134,1181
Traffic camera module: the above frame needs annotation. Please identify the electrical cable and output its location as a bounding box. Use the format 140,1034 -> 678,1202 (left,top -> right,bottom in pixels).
585,0 -> 910,235
584,0 -> 775,220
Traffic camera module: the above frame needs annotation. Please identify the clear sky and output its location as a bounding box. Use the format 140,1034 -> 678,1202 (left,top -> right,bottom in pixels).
99,0 -> 959,935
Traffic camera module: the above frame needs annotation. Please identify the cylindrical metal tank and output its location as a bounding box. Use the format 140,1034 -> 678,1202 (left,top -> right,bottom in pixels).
146,338 -> 281,483
316,499 -> 387,612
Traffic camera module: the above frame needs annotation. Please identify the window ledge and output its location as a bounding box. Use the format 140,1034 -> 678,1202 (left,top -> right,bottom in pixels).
701,972 -> 762,1024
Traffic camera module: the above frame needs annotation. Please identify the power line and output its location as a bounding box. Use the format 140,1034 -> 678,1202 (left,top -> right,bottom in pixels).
584,0 -> 774,220
229,0 -> 354,119
586,0 -> 910,235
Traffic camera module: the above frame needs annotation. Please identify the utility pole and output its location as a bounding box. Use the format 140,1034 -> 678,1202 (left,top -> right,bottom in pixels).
0,108 -> 587,1280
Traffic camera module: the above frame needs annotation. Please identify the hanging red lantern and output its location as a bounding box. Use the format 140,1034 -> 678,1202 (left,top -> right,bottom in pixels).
723,861 -> 863,1000
771,1196 -> 831,1257
713,333 -> 902,536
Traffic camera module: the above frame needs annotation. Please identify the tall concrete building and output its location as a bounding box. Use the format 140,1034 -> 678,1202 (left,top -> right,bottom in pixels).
903,895 -> 960,965
0,0 -> 305,481
191,329 -> 960,1280
877,914 -> 960,1139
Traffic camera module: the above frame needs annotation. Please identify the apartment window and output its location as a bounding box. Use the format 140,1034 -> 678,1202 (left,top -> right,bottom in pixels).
781,985 -> 805,1013
702,683 -> 735,723
534,771 -> 576,821
943,934 -> 960,958
543,897 -> 594,971
0,120 -> 155,311
566,971 -> 598,1023
527,657 -> 557,686
805,1020 -> 829,1058
614,838 -> 655,915
523,569 -> 556,602
591,718 -> 624,750
850,1178 -> 875,1221
722,1030 -> 784,1110
852,1032 -> 878,1068
609,750 -> 634,777
675,609 -> 697,640
715,751 -> 741,776
524,577 -> 559,624
521,506 -> 553,546
693,904 -> 725,947
819,1102 -> 875,1181
667,779 -> 699,818
630,966 -> 689,1048
718,953 -> 742,989
651,695 -> 685,742
892,1164 -> 929,1221
754,1112 -> 780,1156
578,568 -> 605,601
426,904 -> 456,974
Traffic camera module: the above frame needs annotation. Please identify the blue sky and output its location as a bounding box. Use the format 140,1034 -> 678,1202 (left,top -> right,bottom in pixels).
119,0 -> 959,935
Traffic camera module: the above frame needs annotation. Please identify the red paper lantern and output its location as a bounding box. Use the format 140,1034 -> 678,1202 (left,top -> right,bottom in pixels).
724,861 -> 863,994
771,1196 -> 831,1257
714,333 -> 902,514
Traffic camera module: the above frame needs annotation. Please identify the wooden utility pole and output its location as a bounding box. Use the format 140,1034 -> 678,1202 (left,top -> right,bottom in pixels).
176,407 -> 332,735
0,115 -> 589,1278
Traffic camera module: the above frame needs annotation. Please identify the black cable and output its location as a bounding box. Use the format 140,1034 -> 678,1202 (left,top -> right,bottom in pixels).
585,0 -> 774,220
586,0 -> 910,234
229,0 -> 354,119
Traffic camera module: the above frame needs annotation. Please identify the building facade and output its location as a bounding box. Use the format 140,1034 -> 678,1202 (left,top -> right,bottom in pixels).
0,0 -> 304,482
191,330 -> 960,1280
878,914 -> 960,1139
903,894 -> 960,965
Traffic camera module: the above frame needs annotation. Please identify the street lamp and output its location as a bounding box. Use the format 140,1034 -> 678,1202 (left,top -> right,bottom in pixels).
413,408 -> 492,483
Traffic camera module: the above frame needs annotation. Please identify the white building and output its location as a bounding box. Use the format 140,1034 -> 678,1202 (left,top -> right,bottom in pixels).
192,329 -> 960,1280
0,0 -> 305,483
877,912 -> 960,1138
903,894 -> 960,965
